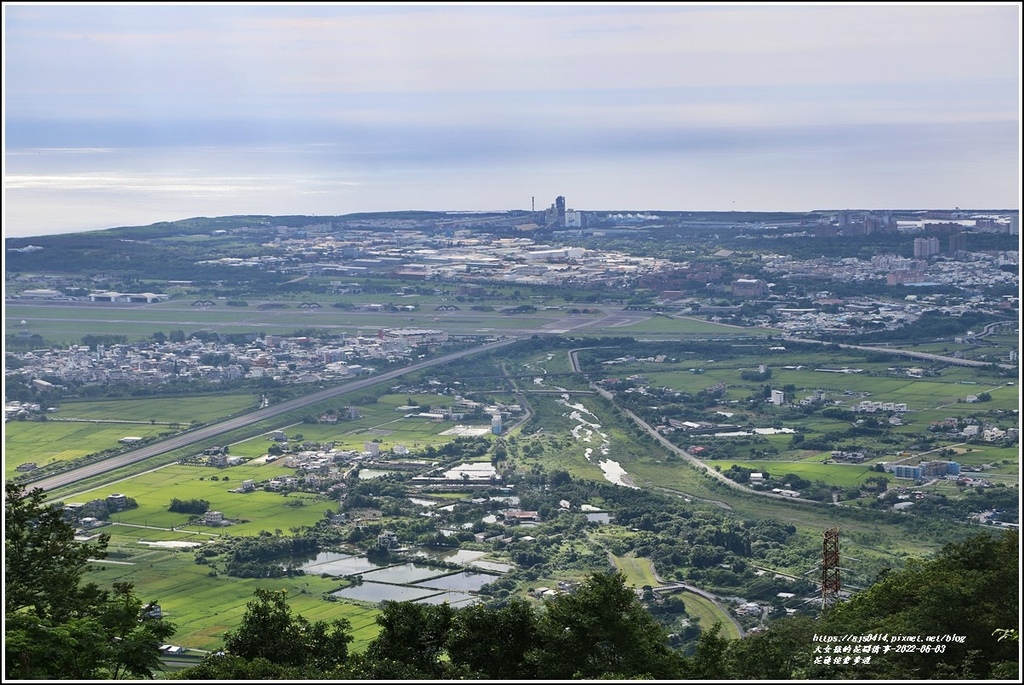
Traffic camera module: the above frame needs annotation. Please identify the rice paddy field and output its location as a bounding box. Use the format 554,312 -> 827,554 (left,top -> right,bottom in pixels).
4,394 -> 260,481
69,463 -> 330,534
84,526 -> 383,652
56,394 -> 260,424
223,392 -> 497,459
5,421 -> 170,481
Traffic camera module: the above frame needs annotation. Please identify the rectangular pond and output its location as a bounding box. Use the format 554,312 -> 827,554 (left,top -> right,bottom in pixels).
331,582 -> 441,604
469,559 -> 515,573
360,562 -> 450,585
414,570 -> 501,592
416,591 -> 480,607
299,551 -> 390,576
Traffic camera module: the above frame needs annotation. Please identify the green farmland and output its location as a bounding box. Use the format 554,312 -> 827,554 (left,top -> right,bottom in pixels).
4,394 -> 260,481
56,394 -> 260,424
610,553 -> 660,588
5,421 -> 170,481
723,461 -> 879,489
85,525 -> 382,652
224,392 -> 497,459
73,464 -> 330,535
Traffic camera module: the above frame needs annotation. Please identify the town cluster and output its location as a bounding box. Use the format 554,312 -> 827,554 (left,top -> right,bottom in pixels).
5,327 -> 454,403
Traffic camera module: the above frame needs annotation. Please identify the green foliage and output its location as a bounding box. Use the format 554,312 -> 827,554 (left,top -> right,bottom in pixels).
168,497 -> 210,514
364,601 -> 456,677
222,588 -> 351,670
5,481 -> 175,679
813,529 -> 1018,679
5,481 -> 108,619
166,653 -> 310,680
528,572 -> 684,679
446,599 -> 540,679
716,529 -> 1020,680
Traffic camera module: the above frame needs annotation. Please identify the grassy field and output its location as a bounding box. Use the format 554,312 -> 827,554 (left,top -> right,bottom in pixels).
669,590 -> 742,640
55,394 -> 259,423
608,315 -> 774,336
609,553 -> 660,588
722,461 -> 878,488
71,464 -> 330,535
5,421 -> 172,481
85,526 -> 382,652
222,392 -> 497,459
4,394 -> 262,481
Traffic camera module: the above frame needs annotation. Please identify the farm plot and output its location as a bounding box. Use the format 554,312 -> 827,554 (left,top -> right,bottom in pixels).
4,421 -> 169,481
224,393 -> 494,458
56,394 -> 259,424
723,460 -> 878,489
610,553 -> 660,588
85,539 -> 381,652
79,464 -> 329,534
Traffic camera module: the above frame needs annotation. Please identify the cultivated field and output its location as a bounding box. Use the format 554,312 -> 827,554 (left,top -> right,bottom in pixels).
56,395 -> 260,424
85,527 -> 382,652
73,463 -> 329,535
5,422 -> 170,481
222,392 -> 498,460
4,394 -> 260,481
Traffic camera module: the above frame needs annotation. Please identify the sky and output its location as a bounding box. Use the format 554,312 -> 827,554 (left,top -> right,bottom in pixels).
3,2 -> 1021,237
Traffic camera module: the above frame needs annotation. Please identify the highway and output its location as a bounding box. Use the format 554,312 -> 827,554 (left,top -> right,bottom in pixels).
26,319 -> 1014,495
30,338 -> 519,494
781,335 -> 1016,370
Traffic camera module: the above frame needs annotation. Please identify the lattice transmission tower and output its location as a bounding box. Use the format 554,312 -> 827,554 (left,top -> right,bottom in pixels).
821,526 -> 842,609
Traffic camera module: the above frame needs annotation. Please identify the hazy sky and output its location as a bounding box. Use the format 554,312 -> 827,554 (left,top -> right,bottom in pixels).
3,2 -> 1021,237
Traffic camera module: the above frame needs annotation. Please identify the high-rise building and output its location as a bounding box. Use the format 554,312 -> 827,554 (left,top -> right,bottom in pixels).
948,232 -> 968,254
913,237 -> 940,259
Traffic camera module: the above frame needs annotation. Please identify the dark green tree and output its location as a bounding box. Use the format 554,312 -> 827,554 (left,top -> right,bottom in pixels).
5,481 -> 106,619
724,614 -> 817,679
363,601 -> 456,677
528,571 -> 684,679
5,482 -> 175,679
446,598 -> 540,678
682,622 -> 731,679
220,588 -> 352,671
812,529 -> 1018,680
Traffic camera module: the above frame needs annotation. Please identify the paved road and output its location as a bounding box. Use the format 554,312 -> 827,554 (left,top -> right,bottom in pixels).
781,335 -> 1016,370
30,338 -> 518,494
